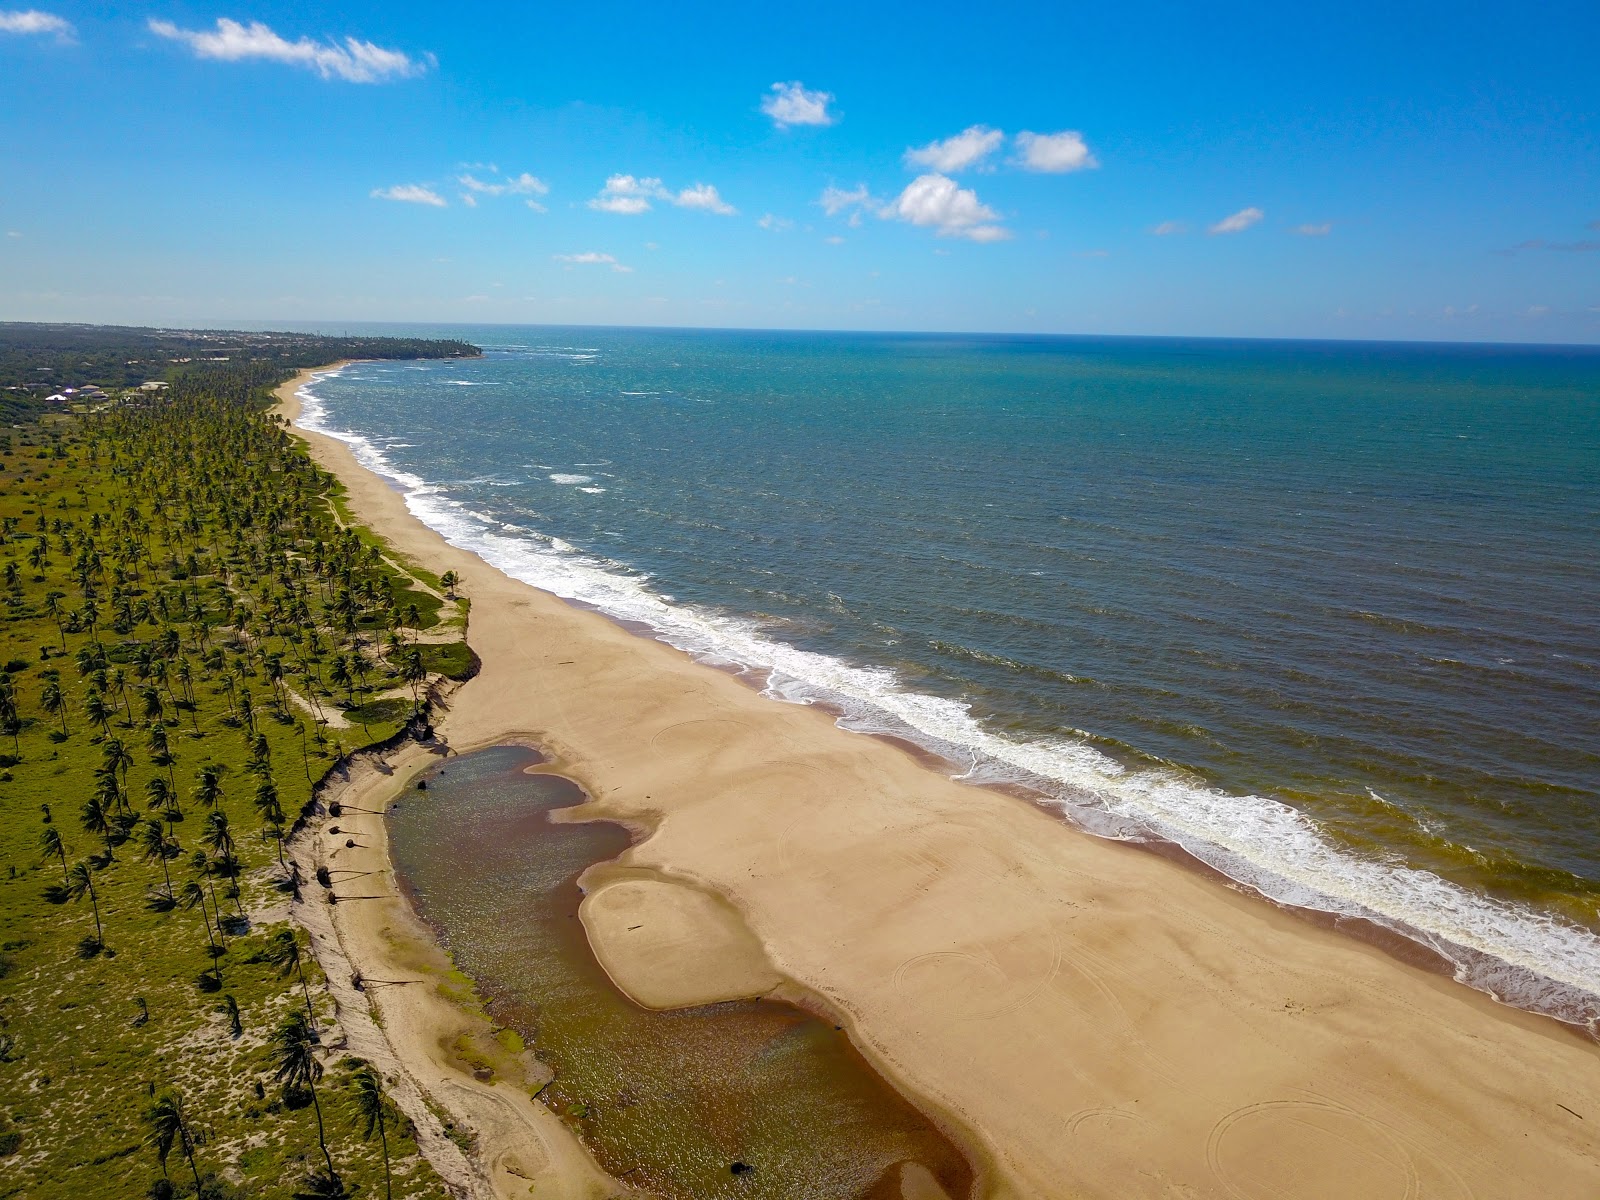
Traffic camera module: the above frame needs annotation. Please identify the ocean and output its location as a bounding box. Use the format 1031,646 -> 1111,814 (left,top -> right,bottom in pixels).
293,325 -> 1600,1029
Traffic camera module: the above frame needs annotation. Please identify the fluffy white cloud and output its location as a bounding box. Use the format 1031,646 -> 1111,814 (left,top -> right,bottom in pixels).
589,174 -> 658,214
757,213 -> 793,232
761,81 -> 836,128
0,9 -> 73,39
371,184 -> 446,207
673,182 -> 737,215
588,175 -> 735,216
880,173 -> 1009,242
1151,220 -> 1187,236
1210,206 -> 1264,234
1292,222 -> 1331,236
147,17 -> 428,83
1014,130 -> 1097,173
905,126 -> 1004,173
554,252 -> 632,273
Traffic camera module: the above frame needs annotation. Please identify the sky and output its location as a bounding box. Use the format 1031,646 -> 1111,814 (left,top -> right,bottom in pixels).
1,1 -> 1597,342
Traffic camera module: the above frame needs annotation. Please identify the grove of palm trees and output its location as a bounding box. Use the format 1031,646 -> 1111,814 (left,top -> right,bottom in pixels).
0,334 -> 479,1198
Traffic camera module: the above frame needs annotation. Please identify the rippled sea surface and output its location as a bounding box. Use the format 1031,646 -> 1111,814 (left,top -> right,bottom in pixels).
300,326 -> 1600,1026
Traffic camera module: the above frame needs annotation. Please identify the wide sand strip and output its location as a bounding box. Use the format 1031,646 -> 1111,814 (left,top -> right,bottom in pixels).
276,366 -> 1600,1200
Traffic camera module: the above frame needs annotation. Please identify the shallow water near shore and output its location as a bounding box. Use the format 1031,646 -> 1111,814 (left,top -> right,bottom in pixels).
388,744 -> 975,1200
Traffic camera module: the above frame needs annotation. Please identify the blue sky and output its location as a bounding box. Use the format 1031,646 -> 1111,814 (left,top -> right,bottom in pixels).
2,1 -> 1596,341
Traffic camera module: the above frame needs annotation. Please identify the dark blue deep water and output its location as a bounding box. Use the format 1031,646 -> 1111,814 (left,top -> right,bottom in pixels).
298,327 -> 1600,1024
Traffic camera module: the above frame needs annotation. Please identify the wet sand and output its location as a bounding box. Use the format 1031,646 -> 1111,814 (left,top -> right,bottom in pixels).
277,365 -> 1600,1200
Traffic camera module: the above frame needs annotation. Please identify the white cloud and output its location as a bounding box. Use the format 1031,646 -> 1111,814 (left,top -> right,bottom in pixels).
758,213 -> 793,232
672,182 -> 736,215
147,17 -> 428,83
1210,206 -> 1264,234
459,171 -> 549,198
0,9 -> 73,40
880,173 -> 1009,242
761,81 -> 835,128
554,252 -> 632,273
459,193 -> 477,208
589,174 -> 658,214
1014,130 -> 1097,173
588,175 -> 735,216
1151,220 -> 1187,236
5,230 -> 20,238
1293,222 -> 1332,236
371,184 -> 446,207
819,184 -> 873,217
905,126 -> 1004,173
526,199 -> 547,213
824,235 -> 845,245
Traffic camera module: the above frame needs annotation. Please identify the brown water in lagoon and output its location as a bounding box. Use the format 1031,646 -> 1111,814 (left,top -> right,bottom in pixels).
388,744 -> 975,1200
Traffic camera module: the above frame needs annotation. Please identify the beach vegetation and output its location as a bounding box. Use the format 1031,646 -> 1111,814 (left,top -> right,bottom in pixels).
0,333 -> 472,1197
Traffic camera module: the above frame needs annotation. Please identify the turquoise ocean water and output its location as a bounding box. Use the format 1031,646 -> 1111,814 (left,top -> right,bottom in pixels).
295,326 -> 1600,1029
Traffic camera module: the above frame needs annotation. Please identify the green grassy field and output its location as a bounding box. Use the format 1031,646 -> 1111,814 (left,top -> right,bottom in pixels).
0,389 -> 470,1197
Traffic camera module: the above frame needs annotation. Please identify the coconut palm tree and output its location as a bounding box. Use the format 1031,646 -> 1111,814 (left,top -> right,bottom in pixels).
38,825 -> 69,884
144,1091 -> 204,1195
270,1010 -> 337,1180
180,879 -> 223,979
350,1064 -> 393,1200
194,762 -> 226,810
265,928 -> 318,1030
138,818 -> 175,899
40,679 -> 68,735
64,861 -> 103,948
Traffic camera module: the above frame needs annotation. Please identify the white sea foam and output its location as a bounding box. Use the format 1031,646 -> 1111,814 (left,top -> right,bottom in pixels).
294,367 -> 1600,1033
548,473 -> 593,485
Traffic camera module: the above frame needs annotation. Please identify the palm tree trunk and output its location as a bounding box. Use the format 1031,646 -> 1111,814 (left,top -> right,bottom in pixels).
87,881 -> 103,942
379,1111 -> 392,1200
307,1080 -> 336,1178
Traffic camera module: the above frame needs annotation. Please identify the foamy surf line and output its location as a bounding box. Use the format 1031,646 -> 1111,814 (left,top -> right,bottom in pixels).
294,368 -> 1600,1034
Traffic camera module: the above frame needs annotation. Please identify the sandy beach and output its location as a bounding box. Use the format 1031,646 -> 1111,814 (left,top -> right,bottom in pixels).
277,365 -> 1600,1199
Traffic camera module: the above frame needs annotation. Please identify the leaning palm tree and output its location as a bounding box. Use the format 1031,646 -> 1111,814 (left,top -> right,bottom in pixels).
38,825 -> 69,884
145,1091 -> 204,1196
137,818 -> 175,899
265,927 -> 318,1030
64,861 -> 103,949
180,879 -> 223,978
194,762 -> 226,811
271,1011 -> 337,1180
350,1064 -> 393,1200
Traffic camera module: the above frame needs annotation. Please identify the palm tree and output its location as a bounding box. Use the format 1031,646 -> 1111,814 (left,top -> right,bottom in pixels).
180,879 -> 223,978
38,825 -> 69,884
40,679 -> 68,735
194,762 -> 226,810
64,861 -> 103,948
271,1011 -> 337,1180
84,690 -> 113,737
265,928 -> 318,1029
138,818 -> 175,898
145,1091 -> 204,1195
350,1064 -> 393,1200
